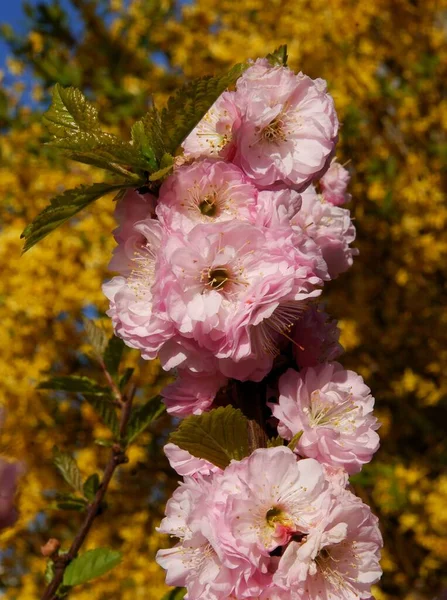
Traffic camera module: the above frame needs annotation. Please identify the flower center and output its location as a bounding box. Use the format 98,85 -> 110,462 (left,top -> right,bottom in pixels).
206,266 -> 230,290
198,193 -> 218,217
306,389 -> 357,431
266,506 -> 284,526
261,115 -> 286,143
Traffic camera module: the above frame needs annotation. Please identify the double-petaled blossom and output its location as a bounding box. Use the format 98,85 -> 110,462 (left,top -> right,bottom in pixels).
270,364 -> 380,474
157,447 -> 382,600
182,91 -> 241,161
274,491 -> 382,599
319,158 -> 352,206
233,59 -> 339,190
291,185 -> 358,279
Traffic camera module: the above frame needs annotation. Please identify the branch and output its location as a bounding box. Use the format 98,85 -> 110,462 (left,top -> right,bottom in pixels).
41,388 -> 134,600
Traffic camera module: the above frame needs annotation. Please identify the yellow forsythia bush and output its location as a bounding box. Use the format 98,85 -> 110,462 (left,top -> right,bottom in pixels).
0,0 -> 445,598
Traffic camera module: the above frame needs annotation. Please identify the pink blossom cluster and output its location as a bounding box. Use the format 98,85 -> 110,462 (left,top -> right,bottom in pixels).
157,447 -> 382,599
103,57 -> 382,598
103,59 -> 356,415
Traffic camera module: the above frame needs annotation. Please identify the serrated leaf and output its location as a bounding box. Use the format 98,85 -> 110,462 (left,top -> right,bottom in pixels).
43,84 -> 148,175
103,335 -> 125,379
21,181 -> 131,252
161,588 -> 186,600
266,44 -> 288,66
287,430 -> 303,451
84,397 -> 120,437
38,375 -> 111,396
126,395 -> 165,443
131,119 -> 159,171
160,62 -> 248,155
53,447 -> 83,493
267,435 -> 284,448
83,473 -> 100,501
119,368 -> 134,391
169,406 -> 249,469
83,318 -> 108,357
62,548 -> 122,587
43,84 -> 100,137
148,152 -> 174,182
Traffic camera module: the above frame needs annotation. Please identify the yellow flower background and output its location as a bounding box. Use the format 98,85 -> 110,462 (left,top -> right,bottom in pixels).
0,0 -> 445,598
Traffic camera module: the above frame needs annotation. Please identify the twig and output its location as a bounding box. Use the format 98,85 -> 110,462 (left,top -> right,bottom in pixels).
41,388 -> 134,600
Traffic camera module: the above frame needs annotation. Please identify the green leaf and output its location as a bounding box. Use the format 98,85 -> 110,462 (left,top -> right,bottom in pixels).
169,406 -> 249,469
148,153 -> 174,182
160,62 -> 248,155
103,335 -> 125,379
119,368 -> 134,392
54,498 -> 88,512
38,376 -> 111,396
43,84 -> 148,175
52,446 -> 83,493
63,548 -> 122,587
126,396 -> 165,443
266,44 -> 288,66
131,118 -> 159,171
83,318 -> 108,357
83,473 -> 100,502
21,181 -> 131,252
84,397 -> 120,437
287,430 -> 303,451
43,84 -> 100,137
267,435 -> 284,448
161,588 -> 186,600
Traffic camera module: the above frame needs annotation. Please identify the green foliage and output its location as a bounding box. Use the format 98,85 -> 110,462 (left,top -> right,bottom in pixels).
43,84 -> 148,175
266,44 -> 288,66
103,336 -> 125,380
52,447 -> 83,493
21,181 -> 133,252
83,396 -> 120,437
53,494 -> 88,512
126,396 -> 166,443
83,318 -> 108,357
62,548 -> 122,587
38,376 -> 111,396
83,474 -> 100,502
169,406 -> 249,469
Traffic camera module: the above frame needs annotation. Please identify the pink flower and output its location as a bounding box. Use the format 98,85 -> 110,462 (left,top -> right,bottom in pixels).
319,158 -> 351,206
156,159 -> 258,233
109,189 -> 157,275
156,220 -> 321,364
274,491 -> 382,599
164,443 -> 222,477
255,188 -> 302,228
233,60 -> 339,189
103,219 -> 173,359
220,448 -> 329,559
182,91 -> 241,160
161,367 -> 228,417
291,185 -> 358,279
271,364 -> 380,474
292,304 -> 343,368
0,458 -> 23,530
157,473 -> 267,599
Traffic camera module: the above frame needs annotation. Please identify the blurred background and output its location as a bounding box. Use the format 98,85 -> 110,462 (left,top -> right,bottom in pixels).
0,0 -> 445,598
